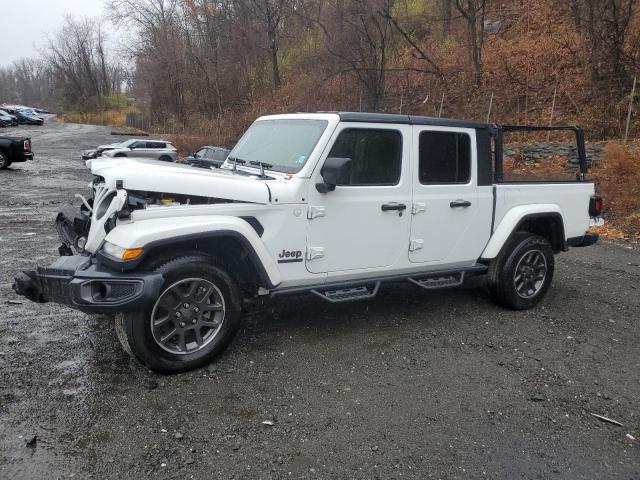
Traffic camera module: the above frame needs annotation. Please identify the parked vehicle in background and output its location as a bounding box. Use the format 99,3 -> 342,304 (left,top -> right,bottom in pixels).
0,109 -> 18,127
0,136 -> 33,169
16,109 -> 44,125
12,112 -> 603,373
184,146 -> 230,169
82,140 -> 132,160
99,139 -> 177,162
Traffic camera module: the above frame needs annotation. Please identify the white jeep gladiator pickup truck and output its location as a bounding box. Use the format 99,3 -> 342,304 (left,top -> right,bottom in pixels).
13,112 -> 603,373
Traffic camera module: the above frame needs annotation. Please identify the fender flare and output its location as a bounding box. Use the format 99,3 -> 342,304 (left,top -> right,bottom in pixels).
100,216 -> 282,288
481,204 -> 565,260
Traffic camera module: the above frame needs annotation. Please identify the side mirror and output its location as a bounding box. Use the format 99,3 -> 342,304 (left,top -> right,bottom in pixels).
316,157 -> 351,193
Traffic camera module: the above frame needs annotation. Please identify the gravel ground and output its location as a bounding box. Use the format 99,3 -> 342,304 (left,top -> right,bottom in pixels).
0,119 -> 639,479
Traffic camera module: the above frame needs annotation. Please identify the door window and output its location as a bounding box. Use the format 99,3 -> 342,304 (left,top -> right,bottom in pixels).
327,129 -> 402,186
147,142 -> 166,149
419,131 -> 471,184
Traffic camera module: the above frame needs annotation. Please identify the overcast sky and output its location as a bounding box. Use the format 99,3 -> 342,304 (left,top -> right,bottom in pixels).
0,0 -> 107,66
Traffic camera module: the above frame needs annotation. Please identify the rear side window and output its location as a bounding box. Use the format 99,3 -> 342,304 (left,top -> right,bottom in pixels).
419,131 -> 471,184
147,142 -> 166,148
327,129 -> 402,186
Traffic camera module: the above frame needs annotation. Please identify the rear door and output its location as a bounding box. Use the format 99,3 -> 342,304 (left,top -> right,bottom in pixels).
409,126 -> 492,264
306,124 -> 411,274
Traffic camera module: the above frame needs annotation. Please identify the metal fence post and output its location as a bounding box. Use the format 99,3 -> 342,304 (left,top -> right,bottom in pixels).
438,92 -> 444,117
486,92 -> 494,123
547,83 -> 558,141
624,76 -> 637,144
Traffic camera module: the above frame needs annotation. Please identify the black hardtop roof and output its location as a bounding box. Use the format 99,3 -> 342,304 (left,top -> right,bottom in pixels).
335,112 -> 489,129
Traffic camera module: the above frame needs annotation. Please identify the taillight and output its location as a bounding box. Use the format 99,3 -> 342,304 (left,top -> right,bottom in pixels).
23,139 -> 30,151
589,195 -> 603,217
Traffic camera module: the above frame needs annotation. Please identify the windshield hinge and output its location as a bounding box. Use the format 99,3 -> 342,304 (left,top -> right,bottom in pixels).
307,206 -> 326,220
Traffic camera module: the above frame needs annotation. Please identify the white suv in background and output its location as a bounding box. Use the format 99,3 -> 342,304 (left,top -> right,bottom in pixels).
95,139 -> 177,164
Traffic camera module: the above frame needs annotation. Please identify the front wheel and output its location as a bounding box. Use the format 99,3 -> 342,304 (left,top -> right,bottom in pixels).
0,151 -> 11,170
115,256 -> 242,373
487,233 -> 554,310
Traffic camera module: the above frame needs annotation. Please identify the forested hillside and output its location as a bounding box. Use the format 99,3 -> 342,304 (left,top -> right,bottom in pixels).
1,0 -> 639,145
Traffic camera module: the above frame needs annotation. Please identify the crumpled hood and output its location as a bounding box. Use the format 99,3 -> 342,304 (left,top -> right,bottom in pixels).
91,157 -> 271,204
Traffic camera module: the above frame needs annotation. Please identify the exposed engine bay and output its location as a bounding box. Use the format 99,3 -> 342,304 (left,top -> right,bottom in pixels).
57,176 -> 240,255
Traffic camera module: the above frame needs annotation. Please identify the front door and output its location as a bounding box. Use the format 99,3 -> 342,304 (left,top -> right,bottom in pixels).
409,126 -> 492,264
306,124 -> 411,274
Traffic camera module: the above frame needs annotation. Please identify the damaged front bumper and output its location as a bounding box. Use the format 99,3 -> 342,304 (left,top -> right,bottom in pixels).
12,255 -> 163,314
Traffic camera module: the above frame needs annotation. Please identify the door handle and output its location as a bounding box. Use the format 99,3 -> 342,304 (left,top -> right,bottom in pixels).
450,200 -> 472,208
381,202 -> 407,212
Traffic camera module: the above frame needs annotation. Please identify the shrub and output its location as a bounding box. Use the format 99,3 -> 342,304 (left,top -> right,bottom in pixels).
591,142 -> 640,237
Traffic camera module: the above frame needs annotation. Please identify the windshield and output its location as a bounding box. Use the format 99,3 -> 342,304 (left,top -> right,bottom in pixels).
229,119 -> 328,173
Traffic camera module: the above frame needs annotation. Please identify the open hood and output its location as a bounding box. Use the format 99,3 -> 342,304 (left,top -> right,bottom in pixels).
91,157 -> 271,204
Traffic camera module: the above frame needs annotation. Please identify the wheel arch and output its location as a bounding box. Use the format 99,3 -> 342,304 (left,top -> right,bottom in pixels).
140,232 -> 277,293
481,205 -> 566,261
100,217 -> 282,291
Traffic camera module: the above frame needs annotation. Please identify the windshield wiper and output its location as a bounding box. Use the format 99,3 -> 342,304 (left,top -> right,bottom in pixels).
249,160 -> 274,179
228,156 -> 247,172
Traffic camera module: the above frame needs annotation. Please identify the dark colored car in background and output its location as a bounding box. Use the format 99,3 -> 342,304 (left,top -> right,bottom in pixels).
0,136 -> 34,169
184,145 -> 230,169
0,109 -> 18,127
16,109 -> 44,125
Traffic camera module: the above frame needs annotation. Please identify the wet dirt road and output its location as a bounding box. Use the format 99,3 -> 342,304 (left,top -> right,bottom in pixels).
1,119 -> 639,479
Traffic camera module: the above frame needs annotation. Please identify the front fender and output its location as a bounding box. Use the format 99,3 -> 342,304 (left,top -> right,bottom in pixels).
481,204 -> 563,260
103,216 -> 282,287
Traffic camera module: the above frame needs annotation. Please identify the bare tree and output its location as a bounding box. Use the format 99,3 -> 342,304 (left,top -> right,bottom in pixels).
454,0 -> 485,85
45,16 -> 122,110
237,0 -> 292,89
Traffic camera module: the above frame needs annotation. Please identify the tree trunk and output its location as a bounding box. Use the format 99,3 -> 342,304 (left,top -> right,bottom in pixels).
268,26 -> 281,89
440,0 -> 452,37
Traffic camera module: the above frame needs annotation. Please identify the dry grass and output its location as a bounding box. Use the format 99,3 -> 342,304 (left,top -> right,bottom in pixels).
591,142 -> 640,237
59,108 -> 134,127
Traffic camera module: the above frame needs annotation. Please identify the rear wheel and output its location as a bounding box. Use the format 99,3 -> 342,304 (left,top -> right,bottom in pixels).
115,255 -> 242,373
0,151 -> 11,170
487,233 -> 554,310
159,155 -> 172,162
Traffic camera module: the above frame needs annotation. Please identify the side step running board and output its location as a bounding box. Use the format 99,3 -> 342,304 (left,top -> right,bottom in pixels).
311,282 -> 380,303
408,272 -> 464,290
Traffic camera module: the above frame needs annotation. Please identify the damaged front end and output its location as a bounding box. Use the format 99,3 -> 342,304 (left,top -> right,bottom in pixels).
13,255 -> 164,314
14,175 -> 249,312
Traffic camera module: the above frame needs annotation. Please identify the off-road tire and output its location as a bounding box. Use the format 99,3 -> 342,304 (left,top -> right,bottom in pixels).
114,255 -> 242,373
487,233 -> 554,310
0,151 -> 11,170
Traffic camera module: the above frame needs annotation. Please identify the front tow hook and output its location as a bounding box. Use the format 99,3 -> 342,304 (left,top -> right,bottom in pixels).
12,271 -> 46,303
